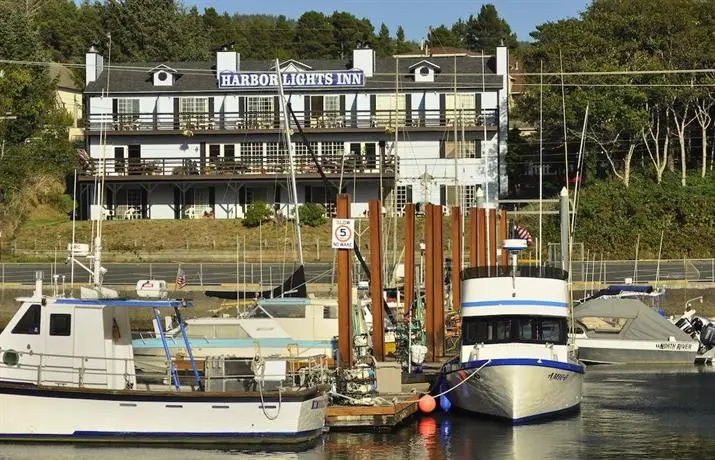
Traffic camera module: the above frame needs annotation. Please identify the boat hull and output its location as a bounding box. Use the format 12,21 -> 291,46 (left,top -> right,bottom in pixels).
443,359 -> 584,424
0,382 -> 328,444
574,339 -> 697,364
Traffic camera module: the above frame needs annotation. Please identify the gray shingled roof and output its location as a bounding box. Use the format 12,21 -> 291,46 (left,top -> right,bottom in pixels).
84,55 -> 503,95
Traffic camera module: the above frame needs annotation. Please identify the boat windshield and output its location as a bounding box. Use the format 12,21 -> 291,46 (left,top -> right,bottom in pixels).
462,315 -> 567,346
245,303 -> 307,319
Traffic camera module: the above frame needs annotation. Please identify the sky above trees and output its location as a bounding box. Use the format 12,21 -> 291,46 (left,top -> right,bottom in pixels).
188,0 -> 591,42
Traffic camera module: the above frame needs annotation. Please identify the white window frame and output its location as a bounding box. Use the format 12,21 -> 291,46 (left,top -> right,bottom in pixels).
395,185 -> 412,215
446,93 -> 476,125
117,98 -> 140,125
375,94 -> 406,127
246,96 -> 274,128
240,142 -> 263,169
179,97 -> 209,127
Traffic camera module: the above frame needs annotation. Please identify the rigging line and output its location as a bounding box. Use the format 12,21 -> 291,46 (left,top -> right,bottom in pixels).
286,103 -> 395,323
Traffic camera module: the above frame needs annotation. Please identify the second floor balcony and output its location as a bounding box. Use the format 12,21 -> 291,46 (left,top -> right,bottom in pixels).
79,154 -> 398,180
85,108 -> 499,134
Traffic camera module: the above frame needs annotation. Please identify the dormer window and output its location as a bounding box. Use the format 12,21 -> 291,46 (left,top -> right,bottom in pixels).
149,64 -> 178,87
409,60 -> 441,83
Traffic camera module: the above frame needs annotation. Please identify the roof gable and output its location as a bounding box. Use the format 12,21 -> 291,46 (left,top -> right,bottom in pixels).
408,60 -> 441,72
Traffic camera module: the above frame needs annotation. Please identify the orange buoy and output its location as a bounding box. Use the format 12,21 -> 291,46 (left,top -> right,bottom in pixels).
418,394 -> 436,413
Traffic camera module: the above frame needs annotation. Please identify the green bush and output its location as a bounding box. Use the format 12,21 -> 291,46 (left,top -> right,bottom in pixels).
242,201 -> 273,227
298,203 -> 327,227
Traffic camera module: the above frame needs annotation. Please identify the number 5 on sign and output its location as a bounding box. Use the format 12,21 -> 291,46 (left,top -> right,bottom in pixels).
332,218 -> 355,249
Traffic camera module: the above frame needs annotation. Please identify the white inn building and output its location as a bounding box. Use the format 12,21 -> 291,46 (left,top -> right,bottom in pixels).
79,45 -> 509,220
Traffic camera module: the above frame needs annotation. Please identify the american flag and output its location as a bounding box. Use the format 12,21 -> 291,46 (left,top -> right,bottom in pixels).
176,269 -> 187,289
513,224 -> 533,244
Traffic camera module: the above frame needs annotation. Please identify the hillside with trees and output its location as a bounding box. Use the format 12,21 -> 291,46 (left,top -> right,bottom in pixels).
0,0 -> 713,259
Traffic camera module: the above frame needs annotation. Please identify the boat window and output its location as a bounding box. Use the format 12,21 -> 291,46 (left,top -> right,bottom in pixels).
49,314 -> 72,336
214,324 -> 250,339
184,324 -> 215,338
323,305 -> 338,319
462,315 -> 567,345
11,304 -> 41,335
260,304 -> 306,319
579,317 -> 628,333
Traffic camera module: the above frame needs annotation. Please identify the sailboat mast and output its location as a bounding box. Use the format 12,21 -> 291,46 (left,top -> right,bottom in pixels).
94,33 -> 112,288
275,59 -> 304,266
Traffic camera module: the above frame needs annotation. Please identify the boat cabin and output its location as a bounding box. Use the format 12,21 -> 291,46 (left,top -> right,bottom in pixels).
0,281 -> 187,391
459,264 -> 571,363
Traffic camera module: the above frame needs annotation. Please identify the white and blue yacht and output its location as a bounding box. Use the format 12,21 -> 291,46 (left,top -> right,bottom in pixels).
442,239 -> 584,424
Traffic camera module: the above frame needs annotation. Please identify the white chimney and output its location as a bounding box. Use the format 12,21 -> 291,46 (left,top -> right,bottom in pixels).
353,48 -> 375,78
85,45 -> 104,86
217,50 -> 240,80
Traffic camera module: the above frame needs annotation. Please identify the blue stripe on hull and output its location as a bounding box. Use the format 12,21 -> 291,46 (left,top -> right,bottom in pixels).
462,300 -> 568,308
0,428 -> 324,444
444,358 -> 585,375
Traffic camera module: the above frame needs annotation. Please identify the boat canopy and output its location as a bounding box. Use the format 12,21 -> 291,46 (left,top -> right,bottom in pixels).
574,298 -> 691,341
204,266 -> 307,300
461,265 -> 568,281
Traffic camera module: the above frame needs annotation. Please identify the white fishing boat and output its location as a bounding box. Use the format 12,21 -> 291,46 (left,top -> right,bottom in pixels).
441,239 -> 584,424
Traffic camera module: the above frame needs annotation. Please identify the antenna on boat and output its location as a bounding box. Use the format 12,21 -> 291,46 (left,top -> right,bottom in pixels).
503,238 -> 527,295
274,59 -> 304,266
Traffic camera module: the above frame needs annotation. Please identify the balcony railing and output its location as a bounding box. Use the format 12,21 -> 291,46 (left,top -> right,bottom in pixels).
80,155 -> 397,178
86,109 -> 499,133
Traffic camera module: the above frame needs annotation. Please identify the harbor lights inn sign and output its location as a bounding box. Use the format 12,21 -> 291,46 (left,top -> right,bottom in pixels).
218,70 -> 366,89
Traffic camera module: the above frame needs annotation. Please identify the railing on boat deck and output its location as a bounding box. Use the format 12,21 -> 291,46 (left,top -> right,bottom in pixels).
0,348 -> 136,389
461,265 -> 569,281
0,348 -> 331,391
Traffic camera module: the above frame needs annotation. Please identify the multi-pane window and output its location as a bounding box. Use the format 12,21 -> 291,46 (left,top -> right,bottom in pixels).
179,97 -> 208,127
241,142 -> 263,169
310,95 -> 341,127
442,184 -> 478,207
446,93 -> 476,125
117,98 -> 139,124
321,141 -> 344,162
442,140 -> 480,159
294,142 -> 318,169
266,142 -> 288,170
245,96 -> 274,128
395,185 -> 413,215
463,184 -> 478,208
375,94 -> 406,127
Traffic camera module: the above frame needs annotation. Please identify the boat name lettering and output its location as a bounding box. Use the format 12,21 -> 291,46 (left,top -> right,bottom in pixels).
311,399 -> 328,409
547,372 -> 569,381
655,342 -> 693,351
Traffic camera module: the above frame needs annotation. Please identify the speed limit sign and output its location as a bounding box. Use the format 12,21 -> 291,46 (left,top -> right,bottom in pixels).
331,218 -> 355,249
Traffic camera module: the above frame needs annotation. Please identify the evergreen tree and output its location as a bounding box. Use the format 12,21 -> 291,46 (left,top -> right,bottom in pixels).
375,23 -> 394,57
294,11 -> 335,58
465,4 -> 518,53
394,25 -> 413,54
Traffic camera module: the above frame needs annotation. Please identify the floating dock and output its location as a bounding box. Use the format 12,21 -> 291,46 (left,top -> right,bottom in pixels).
326,399 -> 419,431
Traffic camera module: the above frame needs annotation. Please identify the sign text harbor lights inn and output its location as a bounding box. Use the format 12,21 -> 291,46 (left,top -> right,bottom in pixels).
218,70 -> 366,89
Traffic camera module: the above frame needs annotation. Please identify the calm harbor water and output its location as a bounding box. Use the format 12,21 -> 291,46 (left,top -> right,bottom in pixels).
2,365 -> 715,459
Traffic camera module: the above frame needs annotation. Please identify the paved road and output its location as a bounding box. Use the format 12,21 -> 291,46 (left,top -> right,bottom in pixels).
0,259 -> 713,286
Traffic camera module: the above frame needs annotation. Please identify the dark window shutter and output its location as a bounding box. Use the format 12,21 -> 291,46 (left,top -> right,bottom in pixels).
304,95 -> 311,127
439,185 -> 446,206
273,95 -> 280,128
239,97 -> 245,116
209,187 -> 215,211
141,188 -> 148,218
173,98 -> 180,129
112,98 -> 118,123
439,93 -> 446,125
405,94 -> 412,126
199,142 -> 206,174
208,97 -> 215,118
340,95 -> 346,115
224,144 -> 235,159
476,93 -> 482,118
370,94 -> 376,122
476,140 -> 482,159
439,140 -> 445,159
406,185 -> 413,204
173,186 -> 180,219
